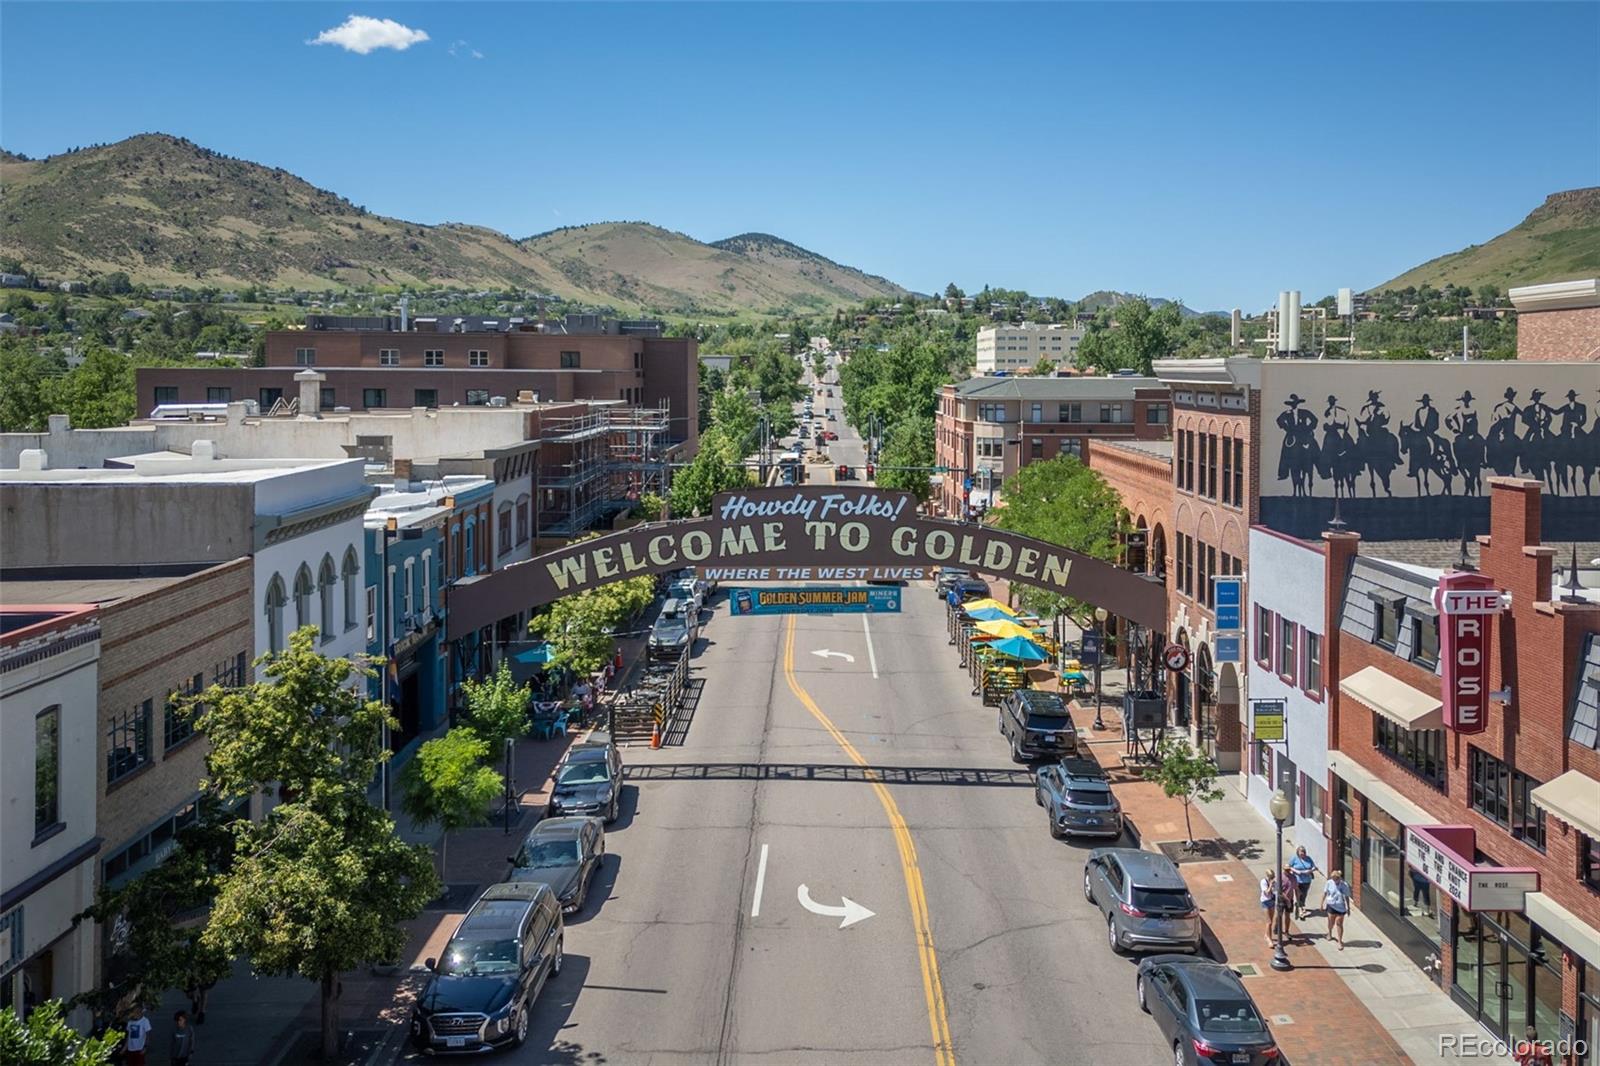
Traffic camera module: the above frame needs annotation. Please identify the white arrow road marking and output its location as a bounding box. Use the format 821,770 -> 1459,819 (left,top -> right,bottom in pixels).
810,649 -> 856,663
797,883 -> 876,928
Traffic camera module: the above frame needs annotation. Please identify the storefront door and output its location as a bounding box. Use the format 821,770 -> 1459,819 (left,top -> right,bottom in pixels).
1453,911 -> 1565,1045
1196,645 -> 1218,761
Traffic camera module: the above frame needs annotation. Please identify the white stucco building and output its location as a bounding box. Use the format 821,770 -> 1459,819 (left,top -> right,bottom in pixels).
1,604 -> 101,1024
975,323 -> 1086,374
1244,526 -> 1332,872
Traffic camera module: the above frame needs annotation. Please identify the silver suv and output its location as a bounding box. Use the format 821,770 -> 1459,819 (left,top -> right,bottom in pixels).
1084,848 -> 1202,955
1035,757 -> 1123,840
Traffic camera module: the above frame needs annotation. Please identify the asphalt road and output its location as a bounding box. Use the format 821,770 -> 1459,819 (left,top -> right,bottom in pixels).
491,399 -> 1170,1066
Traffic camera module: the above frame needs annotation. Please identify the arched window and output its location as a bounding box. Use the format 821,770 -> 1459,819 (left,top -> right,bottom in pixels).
318,554 -> 337,642
341,547 -> 360,631
293,564 -> 314,634
264,573 -> 287,654
464,520 -> 476,577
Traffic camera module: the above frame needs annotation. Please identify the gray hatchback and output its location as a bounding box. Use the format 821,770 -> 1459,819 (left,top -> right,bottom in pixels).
1084,848 -> 1202,954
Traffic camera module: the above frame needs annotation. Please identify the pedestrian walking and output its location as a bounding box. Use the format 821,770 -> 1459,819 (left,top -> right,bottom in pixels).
1289,846 -> 1318,919
170,1010 -> 196,1066
1259,872 -> 1277,945
1323,869 -> 1352,949
123,1004 -> 153,1066
1514,1027 -> 1553,1066
1277,865 -> 1298,939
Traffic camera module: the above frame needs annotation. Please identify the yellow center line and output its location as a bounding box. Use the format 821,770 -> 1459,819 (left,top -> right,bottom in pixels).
782,615 -> 955,1066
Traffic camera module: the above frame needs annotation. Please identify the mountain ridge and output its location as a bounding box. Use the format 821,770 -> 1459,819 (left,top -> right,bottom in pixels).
0,133 -> 907,315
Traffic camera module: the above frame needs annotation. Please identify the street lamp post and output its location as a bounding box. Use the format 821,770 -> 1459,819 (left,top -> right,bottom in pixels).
1269,788 -> 1294,971
1092,606 -> 1109,730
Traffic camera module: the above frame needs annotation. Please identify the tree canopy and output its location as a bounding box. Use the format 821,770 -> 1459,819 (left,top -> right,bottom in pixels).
872,414 -> 935,503
988,456 -> 1127,619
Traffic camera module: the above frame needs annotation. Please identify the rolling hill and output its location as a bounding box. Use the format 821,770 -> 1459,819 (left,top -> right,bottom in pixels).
1374,186 -> 1600,293
0,133 -> 907,315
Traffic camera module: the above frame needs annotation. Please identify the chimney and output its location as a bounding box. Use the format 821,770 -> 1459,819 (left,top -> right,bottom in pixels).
1482,477 -> 1553,604
294,368 -> 326,417
1322,526 -> 1362,750
192,439 -> 218,461
393,458 -> 413,484
47,413 -> 71,434
18,448 -> 47,471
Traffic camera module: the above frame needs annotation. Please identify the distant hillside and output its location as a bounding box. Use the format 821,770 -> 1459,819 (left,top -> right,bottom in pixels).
0,133 -> 906,315
1375,187 -> 1600,293
1077,290 -> 1207,318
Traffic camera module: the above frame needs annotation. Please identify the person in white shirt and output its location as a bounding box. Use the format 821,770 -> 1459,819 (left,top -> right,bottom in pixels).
1322,869 -> 1353,949
123,1003 -> 153,1066
1260,873 -> 1278,946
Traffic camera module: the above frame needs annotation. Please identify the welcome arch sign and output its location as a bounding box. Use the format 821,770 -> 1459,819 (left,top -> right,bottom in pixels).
448,487 -> 1167,631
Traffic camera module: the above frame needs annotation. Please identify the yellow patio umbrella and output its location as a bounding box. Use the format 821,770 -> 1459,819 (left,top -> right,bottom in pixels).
973,618 -> 1037,641
962,598 -> 1018,617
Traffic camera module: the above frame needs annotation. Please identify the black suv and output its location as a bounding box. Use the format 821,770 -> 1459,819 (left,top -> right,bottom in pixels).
547,735 -> 623,823
412,882 -> 564,1055
999,689 -> 1080,762
950,576 -> 991,603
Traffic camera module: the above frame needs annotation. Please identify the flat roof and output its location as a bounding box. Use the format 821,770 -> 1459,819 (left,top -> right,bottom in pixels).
1,574 -> 189,605
953,375 -> 1160,400
1100,438 -> 1174,461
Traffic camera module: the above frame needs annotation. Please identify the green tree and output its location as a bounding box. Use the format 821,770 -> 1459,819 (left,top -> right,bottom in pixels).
195,628 -> 438,1059
47,344 -> 136,427
873,414 -> 935,503
670,427 -> 751,517
72,802 -> 236,1019
0,1000 -> 121,1066
529,586 -> 622,678
0,344 -> 54,431
1378,344 -> 1433,361
632,491 -> 665,521
1031,356 -> 1057,376
989,456 -> 1128,620
459,661 -> 529,753
1148,736 -> 1225,846
1075,298 -> 1184,375
400,727 -> 503,886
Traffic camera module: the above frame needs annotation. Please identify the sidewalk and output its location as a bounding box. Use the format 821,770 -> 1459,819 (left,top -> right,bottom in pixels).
137,622 -> 659,1066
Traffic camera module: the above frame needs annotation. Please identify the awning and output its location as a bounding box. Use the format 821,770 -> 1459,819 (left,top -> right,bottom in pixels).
1327,750 -> 1438,827
1530,770 -> 1600,841
1339,666 -> 1443,730
1525,891 -> 1600,970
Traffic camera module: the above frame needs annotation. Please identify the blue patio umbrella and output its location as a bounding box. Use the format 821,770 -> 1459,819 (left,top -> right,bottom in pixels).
964,606 -> 1015,622
988,635 -> 1051,662
514,643 -> 554,665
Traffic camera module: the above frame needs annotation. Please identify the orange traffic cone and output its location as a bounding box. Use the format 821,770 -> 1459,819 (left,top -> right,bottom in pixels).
650,721 -> 662,749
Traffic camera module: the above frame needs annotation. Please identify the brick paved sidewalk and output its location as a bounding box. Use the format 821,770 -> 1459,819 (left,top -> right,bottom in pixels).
1078,727 -> 1413,1065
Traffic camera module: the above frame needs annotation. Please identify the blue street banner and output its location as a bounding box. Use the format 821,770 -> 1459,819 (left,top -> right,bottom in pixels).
1078,630 -> 1102,666
1213,576 -> 1243,631
730,586 -> 902,616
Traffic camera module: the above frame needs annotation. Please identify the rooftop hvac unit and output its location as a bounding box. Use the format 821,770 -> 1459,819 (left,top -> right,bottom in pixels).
489,396 -> 508,407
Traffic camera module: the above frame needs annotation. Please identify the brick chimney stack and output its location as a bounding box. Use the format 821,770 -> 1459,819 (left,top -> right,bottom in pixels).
1481,477 -> 1554,605
1322,528 -> 1362,747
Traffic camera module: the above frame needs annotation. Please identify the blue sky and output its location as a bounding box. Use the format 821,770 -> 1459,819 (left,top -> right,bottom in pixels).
2,3 -> 1596,310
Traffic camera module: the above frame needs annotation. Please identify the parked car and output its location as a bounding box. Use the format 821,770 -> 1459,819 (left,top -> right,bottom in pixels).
411,882 -> 564,1055
827,411 -> 837,421
666,578 -> 702,612
548,739 -> 624,823
1084,848 -> 1202,954
999,689 -> 1079,762
934,567 -> 970,598
823,430 -> 838,441
648,611 -> 694,660
508,817 -> 604,914
1136,955 -> 1280,1065
950,577 -> 990,603
1035,757 -> 1122,839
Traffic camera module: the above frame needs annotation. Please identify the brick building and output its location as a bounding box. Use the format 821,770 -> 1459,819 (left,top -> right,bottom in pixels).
1318,479 -> 1600,1058
1511,278 -> 1600,362
932,374 -> 1169,519
134,314 -> 699,456
1084,437 -> 1174,688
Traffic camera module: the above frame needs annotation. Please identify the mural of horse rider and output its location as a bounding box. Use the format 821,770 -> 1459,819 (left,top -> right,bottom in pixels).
1553,388 -> 1591,494
1487,387 -> 1522,476
1276,394 -> 1320,497
1446,391 -> 1487,496
1400,393 -> 1455,495
1318,395 -> 1360,499
1521,388 -> 1558,491
1356,390 -> 1401,497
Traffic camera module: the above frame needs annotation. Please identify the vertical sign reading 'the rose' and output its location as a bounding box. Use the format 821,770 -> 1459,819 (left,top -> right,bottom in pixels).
1433,571 -> 1503,736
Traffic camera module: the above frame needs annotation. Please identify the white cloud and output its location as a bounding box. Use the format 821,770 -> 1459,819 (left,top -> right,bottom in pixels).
448,39 -> 485,60
308,15 -> 429,55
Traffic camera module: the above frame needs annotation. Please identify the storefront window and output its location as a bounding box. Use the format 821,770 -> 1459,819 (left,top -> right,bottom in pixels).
1580,960 -> 1599,1066
1455,910 -> 1569,1046
1366,811 -> 1404,912
1454,910 -> 1483,1013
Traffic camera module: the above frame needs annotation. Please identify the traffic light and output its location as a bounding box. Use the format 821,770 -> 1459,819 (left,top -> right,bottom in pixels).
866,463 -> 875,479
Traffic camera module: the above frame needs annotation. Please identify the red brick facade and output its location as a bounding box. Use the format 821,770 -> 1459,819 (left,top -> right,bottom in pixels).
1326,479 -> 1600,1057
1517,305 -> 1600,362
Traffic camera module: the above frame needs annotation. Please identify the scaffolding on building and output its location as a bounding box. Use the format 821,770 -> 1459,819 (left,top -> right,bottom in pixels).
538,403 -> 676,537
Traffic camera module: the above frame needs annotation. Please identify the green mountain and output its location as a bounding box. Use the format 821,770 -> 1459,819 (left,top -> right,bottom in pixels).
0,133 -> 907,315
1374,187 -> 1600,293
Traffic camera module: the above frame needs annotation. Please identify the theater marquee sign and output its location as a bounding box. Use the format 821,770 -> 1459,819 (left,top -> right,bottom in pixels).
449,486 -> 1167,632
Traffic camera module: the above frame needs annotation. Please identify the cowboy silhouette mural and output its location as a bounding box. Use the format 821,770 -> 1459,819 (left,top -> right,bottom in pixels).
1272,380 -> 1599,499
